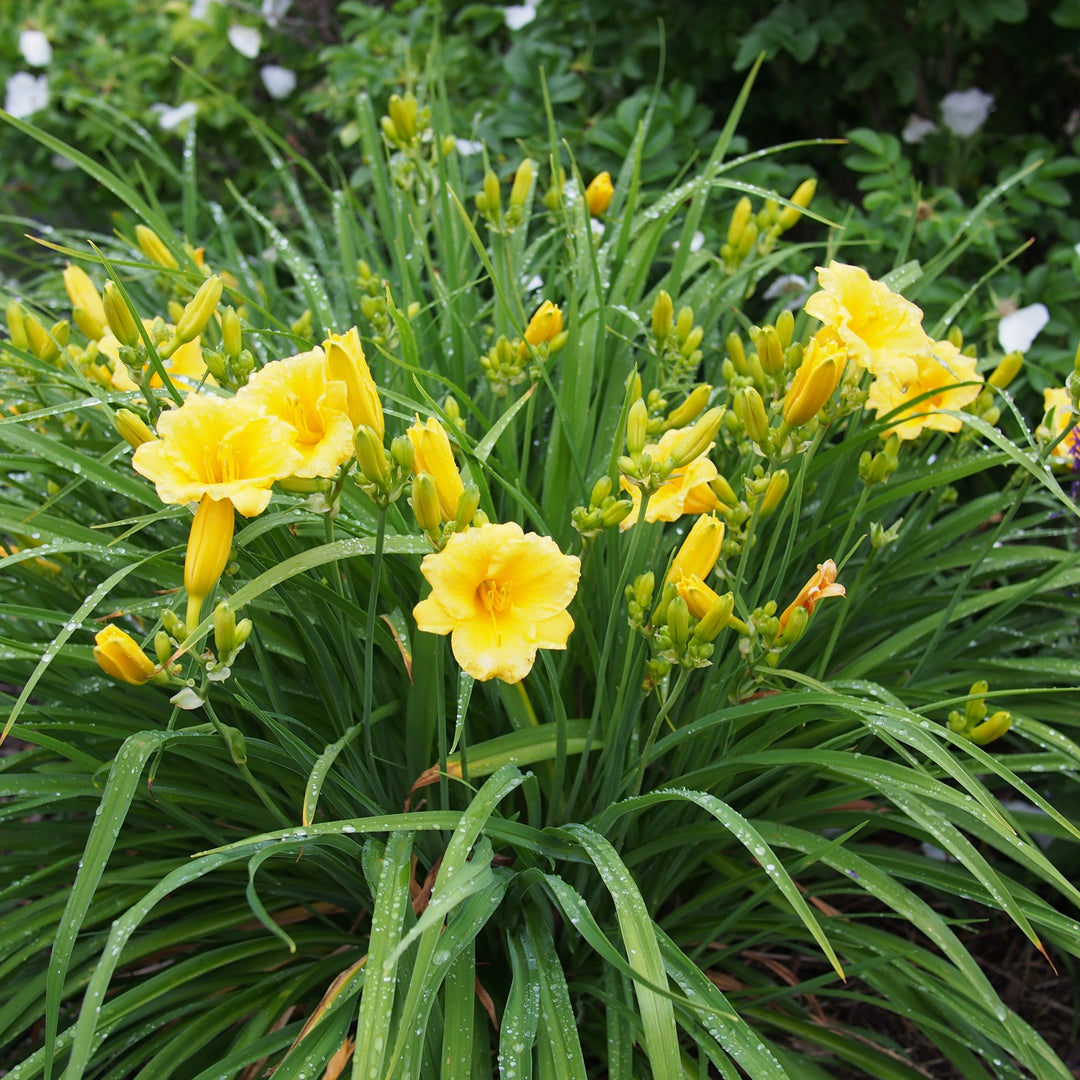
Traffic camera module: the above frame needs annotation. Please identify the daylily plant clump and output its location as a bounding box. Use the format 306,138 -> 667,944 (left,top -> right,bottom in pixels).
4,81 -> 1080,1080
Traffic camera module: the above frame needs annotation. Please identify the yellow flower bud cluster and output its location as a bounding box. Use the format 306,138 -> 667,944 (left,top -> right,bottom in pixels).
480,300 -> 567,397
355,260 -> 417,349
720,180 -> 816,273
948,681 -> 1012,746
571,474 -> 634,540
649,291 -> 705,391
380,93 -> 430,151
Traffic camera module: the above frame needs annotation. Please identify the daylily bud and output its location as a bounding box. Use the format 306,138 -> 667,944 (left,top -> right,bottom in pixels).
591,475 -> 612,505
184,495 -> 235,632
324,326 -> 384,437
6,299 -> 27,349
694,589 -> 735,643
759,469 -> 789,518
667,513 -> 725,584
666,384 -> 712,430
652,290 -> 674,340
64,264 -> 108,340
219,722 -> 248,766
221,306 -> 243,360
775,309 -> 794,349
680,325 -> 704,358
214,601 -> 253,659
355,424 -> 389,486
726,196 -> 752,248
390,434 -> 414,472
667,595 -> 690,652
454,485 -> 481,532
735,219 -> 758,260
411,472 -> 442,534
626,398 -> 649,456
388,93 -> 418,143
757,325 -> 784,376
969,710 -> 1012,746
407,417 -> 464,521
783,353 -> 841,428
162,275 -> 222,356
154,631 -> 173,667
94,625 -> 157,685
135,225 -> 178,269
509,158 -> 535,210
989,351 -> 1023,390
777,178 -> 816,231
776,603 -> 809,645
734,386 -> 771,448
103,281 -> 141,347
585,172 -> 614,216
524,300 -> 563,347
25,315 -> 63,362
726,331 -> 747,375
161,608 -> 187,642
675,306 -> 694,343
669,406 -> 724,467
710,473 -> 738,507
115,408 -> 155,449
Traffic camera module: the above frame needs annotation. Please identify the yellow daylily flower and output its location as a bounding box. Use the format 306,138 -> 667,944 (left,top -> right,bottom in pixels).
407,416 -> 465,521
524,300 -> 563,347
93,624 -> 157,684
666,513 -> 725,584
804,261 -> 931,385
866,338 -> 982,441
323,327 -> 384,438
63,263 -> 108,340
413,521 -> 581,683
99,320 -> 211,393
783,326 -> 845,427
237,349 -> 355,478
620,426 -> 724,527
1043,387 -> 1080,467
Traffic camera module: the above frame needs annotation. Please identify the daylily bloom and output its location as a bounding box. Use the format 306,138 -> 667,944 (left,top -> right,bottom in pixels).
524,300 -> 563,347
407,416 -> 465,521
585,172 -> 614,217
1043,387 -> 1080,468
322,327 -> 383,437
778,560 -> 845,634
104,332 -> 211,393
133,393 -> 304,627
413,521 -> 580,683
783,326 -> 844,427
804,262 -> 931,386
866,338 -> 982,441
237,348 -> 355,478
93,625 -> 157,685
620,426 -> 724,527
666,513 -> 724,585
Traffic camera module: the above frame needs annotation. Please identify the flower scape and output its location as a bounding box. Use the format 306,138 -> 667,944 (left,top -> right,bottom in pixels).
3,88 -> 1080,1080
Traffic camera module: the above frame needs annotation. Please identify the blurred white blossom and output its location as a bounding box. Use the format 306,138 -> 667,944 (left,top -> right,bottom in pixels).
902,114 -> 937,144
261,0 -> 292,27
154,101 -> 198,131
19,30 -> 52,67
505,0 -> 539,30
455,138 -> 484,156
190,0 -> 221,20
227,24 -> 262,58
940,89 -> 994,137
5,72 -> 49,118
763,273 -> 812,311
998,303 -> 1049,353
260,65 -> 296,99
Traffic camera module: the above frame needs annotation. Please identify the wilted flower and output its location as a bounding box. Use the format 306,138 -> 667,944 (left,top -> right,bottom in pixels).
998,303 -> 1049,353
866,339 -> 982,441
413,521 -> 580,683
778,560 -> 845,634
940,88 -> 994,137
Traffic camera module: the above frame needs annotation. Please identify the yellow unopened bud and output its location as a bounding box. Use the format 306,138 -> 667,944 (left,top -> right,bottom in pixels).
163,275 -> 222,356
479,170 -> 501,219
324,326 -> 384,438
680,325 -> 704,358
778,178 -> 816,231
667,595 -> 690,651
454,485 -> 481,532
783,346 -> 842,428
221,306 -> 243,360
969,710 -> 1012,746
6,299 -> 27,349
154,631 -> 174,667
591,475 -> 613,505
102,281 -> 141,347
524,300 -> 564,347
93,624 -> 157,685
693,589 -> 735,643
652,290 -> 674,340
355,424 -> 389,487
411,472 -> 442,534
135,225 -> 179,269
675,306 -> 694,343
734,386 -> 771,448
627,398 -> 649,456
726,196 -> 752,248
759,469 -> 789,517
25,314 -> 62,362
64,264 -> 108,340
710,473 -> 738,507
666,384 -> 712,429
184,495 -> 235,632
775,309 -> 794,349
115,408 -> 155,449
585,172 -> 614,216
735,219 -> 758,260
667,513 -> 725,584
669,406 -> 724,468
727,331 -> 747,374
989,351 -> 1023,390
388,93 -> 418,143
676,573 -> 722,620
757,325 -> 784,376
509,159 -> 535,210
407,417 -> 464,521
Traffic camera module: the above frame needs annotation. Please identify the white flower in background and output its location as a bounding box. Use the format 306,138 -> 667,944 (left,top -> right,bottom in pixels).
504,0 -> 539,30
673,231 -> 706,253
940,88 -> 994,137
51,153 -> 76,171
261,0 -> 292,27
190,0 -> 221,20
260,65 -> 296,99
154,101 -> 198,131
19,30 -> 52,67
902,114 -> 938,144
523,274 -> 544,292
763,272 -> 812,311
227,24 -> 262,59
998,302 -> 1049,353
590,218 -> 605,238
5,72 -> 49,118
454,138 -> 483,155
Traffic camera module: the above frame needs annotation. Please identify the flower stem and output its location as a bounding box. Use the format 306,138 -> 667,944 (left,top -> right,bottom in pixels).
363,506 -> 388,775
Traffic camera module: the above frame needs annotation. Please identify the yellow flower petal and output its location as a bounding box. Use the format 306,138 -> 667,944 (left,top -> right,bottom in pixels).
323,327 -> 384,437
